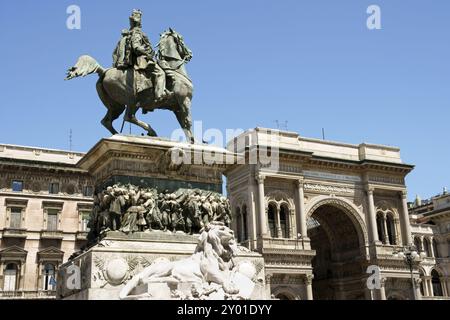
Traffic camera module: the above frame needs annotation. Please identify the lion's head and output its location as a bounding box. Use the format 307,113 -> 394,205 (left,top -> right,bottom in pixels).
196,222 -> 237,261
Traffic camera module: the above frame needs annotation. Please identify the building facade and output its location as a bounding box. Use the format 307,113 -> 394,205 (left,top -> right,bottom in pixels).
1,129 -> 449,300
409,191 -> 450,299
225,128 -> 449,300
0,144 -> 93,299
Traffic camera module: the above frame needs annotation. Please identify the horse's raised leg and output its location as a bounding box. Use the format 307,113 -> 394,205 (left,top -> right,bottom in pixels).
97,80 -> 125,135
174,96 -> 194,143
124,105 -> 158,136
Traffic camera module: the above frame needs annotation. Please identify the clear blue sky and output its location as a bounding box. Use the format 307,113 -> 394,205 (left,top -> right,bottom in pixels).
0,1 -> 449,201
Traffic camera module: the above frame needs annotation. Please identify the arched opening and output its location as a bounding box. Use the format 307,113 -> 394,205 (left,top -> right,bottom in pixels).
419,270 -> 425,296
43,263 -> 56,291
242,205 -> 248,241
386,214 -> 396,245
414,237 -> 422,253
376,213 -> 385,243
275,293 -> 292,300
268,203 -> 277,238
308,203 -> 366,300
423,238 -> 431,257
280,204 -> 289,238
235,207 -> 242,242
3,263 -> 18,291
431,269 -> 443,297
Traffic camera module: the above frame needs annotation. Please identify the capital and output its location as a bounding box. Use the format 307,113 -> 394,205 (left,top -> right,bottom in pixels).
295,178 -> 305,188
304,274 -> 314,285
265,273 -> 273,284
380,277 -> 387,287
414,278 -> 422,286
365,185 -> 375,195
255,174 -> 265,184
400,190 -> 408,199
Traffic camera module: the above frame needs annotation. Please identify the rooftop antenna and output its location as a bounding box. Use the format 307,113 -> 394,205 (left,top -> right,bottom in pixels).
274,120 -> 288,131
322,128 -> 326,140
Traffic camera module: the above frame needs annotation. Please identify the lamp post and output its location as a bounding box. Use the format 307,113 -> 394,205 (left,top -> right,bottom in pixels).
393,245 -> 425,300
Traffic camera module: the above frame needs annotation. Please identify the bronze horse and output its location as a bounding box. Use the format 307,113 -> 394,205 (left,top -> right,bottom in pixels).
65,29 -> 195,143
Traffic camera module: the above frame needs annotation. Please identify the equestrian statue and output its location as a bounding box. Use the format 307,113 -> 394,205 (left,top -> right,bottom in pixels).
65,9 -> 195,143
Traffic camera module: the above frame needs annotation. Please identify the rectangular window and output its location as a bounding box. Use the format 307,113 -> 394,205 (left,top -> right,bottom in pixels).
47,209 -> 58,231
83,186 -> 93,197
49,183 -> 59,195
81,212 -> 91,232
11,180 -> 23,192
9,207 -> 22,229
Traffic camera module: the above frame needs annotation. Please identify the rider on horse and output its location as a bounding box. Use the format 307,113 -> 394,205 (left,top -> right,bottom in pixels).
113,9 -> 168,100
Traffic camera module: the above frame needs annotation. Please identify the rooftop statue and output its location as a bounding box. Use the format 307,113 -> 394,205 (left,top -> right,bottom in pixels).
66,9 -> 195,143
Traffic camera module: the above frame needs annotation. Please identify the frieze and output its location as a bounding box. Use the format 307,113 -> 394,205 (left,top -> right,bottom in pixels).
369,175 -> 404,185
303,170 -> 361,182
304,183 -> 353,194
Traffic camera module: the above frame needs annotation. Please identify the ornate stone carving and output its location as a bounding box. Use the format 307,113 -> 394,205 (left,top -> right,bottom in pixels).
304,183 -> 353,194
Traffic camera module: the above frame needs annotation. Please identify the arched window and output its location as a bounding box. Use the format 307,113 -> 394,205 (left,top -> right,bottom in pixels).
3,263 -> 18,291
419,270 -> 425,296
268,203 -> 277,238
235,207 -> 241,242
280,204 -> 290,238
414,237 -> 422,253
423,238 -> 431,257
432,239 -> 439,258
376,213 -> 385,243
242,205 -> 248,241
386,214 -> 396,245
431,269 -> 443,297
43,263 -> 56,291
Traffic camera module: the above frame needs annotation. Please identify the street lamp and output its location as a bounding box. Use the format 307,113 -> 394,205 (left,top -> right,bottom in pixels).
393,245 -> 423,300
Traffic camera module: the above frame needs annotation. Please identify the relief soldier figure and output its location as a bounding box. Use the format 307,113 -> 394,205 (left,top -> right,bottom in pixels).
85,184 -> 232,242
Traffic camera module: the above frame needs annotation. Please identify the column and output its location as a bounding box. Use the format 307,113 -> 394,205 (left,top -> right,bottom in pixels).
379,277 -> 387,300
429,237 -> 435,258
247,178 -> 258,250
295,179 -> 307,239
304,274 -> 314,300
440,278 -> 448,297
423,277 -> 430,296
414,278 -> 422,300
382,213 -> 389,244
400,190 -> 413,245
265,273 -> 273,298
428,278 -> 434,297
275,205 -> 282,238
419,236 -> 424,253
366,186 -> 379,244
256,174 -> 268,237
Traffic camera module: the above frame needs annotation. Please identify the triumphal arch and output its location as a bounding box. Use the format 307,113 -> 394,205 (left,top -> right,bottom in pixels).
225,128 -> 417,300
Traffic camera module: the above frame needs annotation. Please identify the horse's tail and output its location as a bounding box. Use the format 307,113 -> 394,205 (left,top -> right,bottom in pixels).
65,55 -> 105,80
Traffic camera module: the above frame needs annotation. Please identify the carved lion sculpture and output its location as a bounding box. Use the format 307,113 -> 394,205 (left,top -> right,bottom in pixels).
119,222 -> 240,300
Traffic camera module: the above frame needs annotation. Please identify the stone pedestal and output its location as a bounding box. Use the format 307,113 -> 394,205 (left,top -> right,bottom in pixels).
57,136 -> 268,300
57,231 -> 267,300
77,134 -> 238,193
